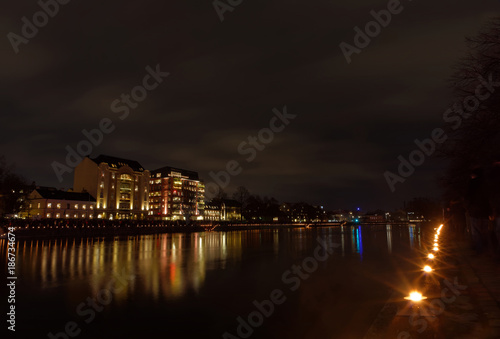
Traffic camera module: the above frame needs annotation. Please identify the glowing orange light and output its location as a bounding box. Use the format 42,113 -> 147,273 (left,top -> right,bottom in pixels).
423,265 -> 432,272
428,253 -> 435,259
433,246 -> 439,251
405,291 -> 427,302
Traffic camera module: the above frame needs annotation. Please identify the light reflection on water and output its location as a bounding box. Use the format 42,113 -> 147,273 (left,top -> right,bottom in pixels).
0,224 -> 422,302
0,224 -> 428,339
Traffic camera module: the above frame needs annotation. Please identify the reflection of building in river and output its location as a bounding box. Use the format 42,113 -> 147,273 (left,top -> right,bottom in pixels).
14,233 -> 243,302
350,226 -> 363,259
386,224 -> 392,253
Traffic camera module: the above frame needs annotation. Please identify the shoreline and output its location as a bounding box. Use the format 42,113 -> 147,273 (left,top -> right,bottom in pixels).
1,221 -> 417,239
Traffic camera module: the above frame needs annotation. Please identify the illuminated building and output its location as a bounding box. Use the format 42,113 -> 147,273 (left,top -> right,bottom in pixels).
149,166 -> 205,221
204,202 -> 220,222
22,186 -> 96,219
204,199 -> 241,222
74,155 -> 150,220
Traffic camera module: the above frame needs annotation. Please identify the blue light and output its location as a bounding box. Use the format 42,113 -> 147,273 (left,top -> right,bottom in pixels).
357,207 -> 360,211
355,218 -> 359,222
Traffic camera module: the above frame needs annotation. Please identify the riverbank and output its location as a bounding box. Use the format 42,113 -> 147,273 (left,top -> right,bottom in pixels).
1,221 -> 415,239
363,224 -> 500,339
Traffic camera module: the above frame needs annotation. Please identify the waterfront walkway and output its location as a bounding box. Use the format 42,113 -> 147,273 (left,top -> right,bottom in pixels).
364,225 -> 500,339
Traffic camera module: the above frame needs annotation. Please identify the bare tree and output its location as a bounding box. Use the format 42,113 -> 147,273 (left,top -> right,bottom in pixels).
232,186 -> 250,207
440,18 -> 500,200
0,156 -> 30,217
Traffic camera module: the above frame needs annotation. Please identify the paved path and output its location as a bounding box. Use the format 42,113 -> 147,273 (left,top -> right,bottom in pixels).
363,225 -> 500,339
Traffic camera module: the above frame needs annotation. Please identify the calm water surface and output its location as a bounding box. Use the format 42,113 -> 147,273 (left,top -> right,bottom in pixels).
1,224 -> 428,339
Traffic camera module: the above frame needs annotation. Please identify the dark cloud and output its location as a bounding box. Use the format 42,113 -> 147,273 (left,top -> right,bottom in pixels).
1,0 -> 499,210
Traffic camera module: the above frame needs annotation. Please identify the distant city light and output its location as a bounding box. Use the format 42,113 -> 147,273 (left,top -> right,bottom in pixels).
433,246 -> 439,251
423,265 -> 432,272
428,253 -> 435,259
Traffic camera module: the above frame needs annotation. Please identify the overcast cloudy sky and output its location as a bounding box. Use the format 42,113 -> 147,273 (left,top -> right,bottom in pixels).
1,0 -> 499,210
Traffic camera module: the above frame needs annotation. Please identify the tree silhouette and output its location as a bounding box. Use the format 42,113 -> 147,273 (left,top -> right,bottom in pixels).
0,156 -> 31,216
441,18 -> 500,201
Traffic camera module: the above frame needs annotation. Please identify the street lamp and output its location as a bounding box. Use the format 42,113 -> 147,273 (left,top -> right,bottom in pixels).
404,291 -> 427,302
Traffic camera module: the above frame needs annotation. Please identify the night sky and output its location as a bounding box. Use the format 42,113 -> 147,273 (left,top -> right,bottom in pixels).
2,0 -> 499,210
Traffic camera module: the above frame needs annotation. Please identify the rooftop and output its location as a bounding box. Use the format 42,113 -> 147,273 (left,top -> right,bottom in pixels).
151,166 -> 199,180
91,155 -> 145,172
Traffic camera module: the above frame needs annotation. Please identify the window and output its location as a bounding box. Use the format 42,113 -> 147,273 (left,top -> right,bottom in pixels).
75,204 -> 78,209
47,213 -> 51,218
156,173 -> 161,178
57,203 -> 61,209
90,205 -> 94,210
47,203 -> 52,208
38,203 -> 41,208
83,205 -> 87,210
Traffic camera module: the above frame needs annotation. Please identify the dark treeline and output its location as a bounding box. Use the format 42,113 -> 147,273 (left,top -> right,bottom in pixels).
440,18 -> 500,257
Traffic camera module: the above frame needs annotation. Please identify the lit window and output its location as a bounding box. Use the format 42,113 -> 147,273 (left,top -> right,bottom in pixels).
47,213 -> 51,218
90,205 -> 94,210
83,205 -> 87,210
57,203 -> 61,208
75,204 -> 78,209
74,214 -> 78,218
47,203 -> 52,208
38,203 -> 41,208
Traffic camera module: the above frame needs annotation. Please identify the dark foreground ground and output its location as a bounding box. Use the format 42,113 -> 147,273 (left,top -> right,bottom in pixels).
364,225 -> 500,339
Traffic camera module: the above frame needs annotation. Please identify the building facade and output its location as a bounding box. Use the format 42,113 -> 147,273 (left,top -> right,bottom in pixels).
74,155 -> 150,220
22,187 -> 96,219
203,199 -> 242,222
148,167 -> 205,221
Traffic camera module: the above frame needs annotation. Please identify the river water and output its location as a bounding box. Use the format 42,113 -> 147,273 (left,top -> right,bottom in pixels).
1,224 -> 428,339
